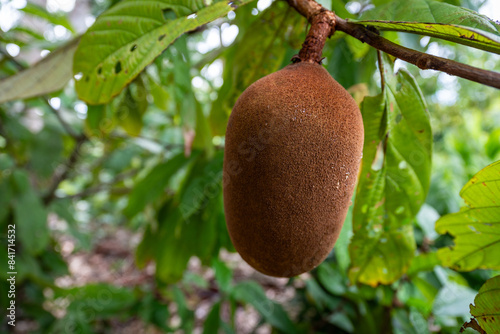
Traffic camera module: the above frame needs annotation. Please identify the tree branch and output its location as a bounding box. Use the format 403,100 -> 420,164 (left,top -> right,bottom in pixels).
286,0 -> 500,89
294,10 -> 335,63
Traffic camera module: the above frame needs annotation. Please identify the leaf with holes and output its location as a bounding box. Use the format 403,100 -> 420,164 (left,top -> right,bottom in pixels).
74,0 -> 255,104
468,275 -> 500,333
355,0 -> 500,54
435,160 -> 500,271
349,54 -> 432,286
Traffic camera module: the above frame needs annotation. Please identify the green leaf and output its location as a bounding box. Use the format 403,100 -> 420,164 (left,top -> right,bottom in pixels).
232,281 -> 297,333
137,153 -> 226,283
193,103 -> 214,155
21,2 -> 75,32
10,26 -> 45,41
173,286 -> 195,332
11,171 -> 49,255
485,128 -> 500,160
84,104 -> 107,137
124,152 -> 193,218
52,283 -> 135,333
306,279 -> 342,311
148,74 -> 170,110
435,160 -> 500,271
355,0 -> 500,54
28,125 -> 64,179
0,175 -> 12,223
114,76 -> 148,136
74,0 -> 256,104
135,224 -> 156,269
469,275 -> 500,333
334,202 -> 353,274
212,258 -> 233,293
152,205 -> 197,283
203,301 -> 221,334
138,292 -> 171,331
412,277 -> 439,313
61,284 -> 136,312
0,38 -> 79,103
177,151 -> 223,219
328,312 -> 355,333
317,262 -> 346,295
407,252 -> 440,276
349,54 -> 432,286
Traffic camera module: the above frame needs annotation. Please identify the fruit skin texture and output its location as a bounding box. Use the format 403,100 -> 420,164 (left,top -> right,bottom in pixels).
223,62 -> 364,277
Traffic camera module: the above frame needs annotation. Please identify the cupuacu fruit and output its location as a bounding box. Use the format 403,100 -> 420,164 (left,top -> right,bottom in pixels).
222,62 -> 364,277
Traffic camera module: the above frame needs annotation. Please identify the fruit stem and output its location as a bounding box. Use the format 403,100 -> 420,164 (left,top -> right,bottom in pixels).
293,10 -> 335,64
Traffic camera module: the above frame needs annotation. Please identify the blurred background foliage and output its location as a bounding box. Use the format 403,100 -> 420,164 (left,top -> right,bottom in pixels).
0,0 -> 500,333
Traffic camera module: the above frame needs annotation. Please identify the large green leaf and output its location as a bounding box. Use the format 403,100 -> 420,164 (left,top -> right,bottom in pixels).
153,204 -> 199,283
469,275 -> 500,333
435,160 -> 500,271
349,54 -> 432,286
124,152 -> 194,218
355,0 -> 500,54
74,0 -> 255,104
0,38 -> 79,103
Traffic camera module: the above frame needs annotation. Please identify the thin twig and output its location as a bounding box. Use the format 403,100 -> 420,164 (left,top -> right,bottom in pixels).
41,98 -> 84,140
377,50 -> 385,90
286,0 -> 500,89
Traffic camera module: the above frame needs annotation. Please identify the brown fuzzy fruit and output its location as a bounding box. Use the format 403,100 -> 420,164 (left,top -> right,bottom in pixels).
222,62 -> 364,277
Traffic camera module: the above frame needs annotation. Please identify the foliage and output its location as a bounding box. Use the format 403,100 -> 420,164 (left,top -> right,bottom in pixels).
1,0 -> 500,333
436,160 -> 500,271
350,54 -> 432,286
468,275 -> 500,332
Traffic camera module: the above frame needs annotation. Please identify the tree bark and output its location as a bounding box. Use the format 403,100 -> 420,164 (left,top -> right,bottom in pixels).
286,0 -> 500,89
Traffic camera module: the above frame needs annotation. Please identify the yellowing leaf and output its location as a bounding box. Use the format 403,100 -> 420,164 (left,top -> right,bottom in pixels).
469,275 -> 500,333
436,160 -> 500,271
